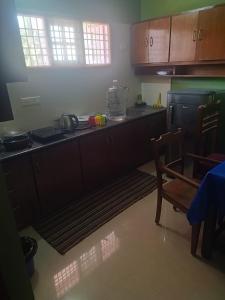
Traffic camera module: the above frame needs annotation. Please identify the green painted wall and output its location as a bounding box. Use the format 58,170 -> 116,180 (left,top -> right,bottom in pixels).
141,0 -> 225,19
171,78 -> 225,90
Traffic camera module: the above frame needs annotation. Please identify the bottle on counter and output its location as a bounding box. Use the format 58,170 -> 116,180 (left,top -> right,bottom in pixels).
106,80 -> 128,121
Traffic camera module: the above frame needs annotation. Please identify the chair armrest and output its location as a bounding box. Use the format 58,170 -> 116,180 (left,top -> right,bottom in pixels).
162,166 -> 200,189
186,152 -> 221,165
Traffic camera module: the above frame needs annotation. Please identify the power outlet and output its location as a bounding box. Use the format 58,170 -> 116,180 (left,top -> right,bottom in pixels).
20,96 -> 40,106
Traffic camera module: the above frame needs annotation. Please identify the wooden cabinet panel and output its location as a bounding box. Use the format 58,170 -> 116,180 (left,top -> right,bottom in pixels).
80,131 -> 112,190
0,274 -> 8,300
81,112 -> 166,190
135,112 -> 167,163
131,21 -> 150,64
149,17 -> 171,63
2,156 -> 38,229
170,12 -> 198,62
109,122 -> 139,176
32,141 -> 83,215
110,112 -> 167,174
197,6 -> 225,61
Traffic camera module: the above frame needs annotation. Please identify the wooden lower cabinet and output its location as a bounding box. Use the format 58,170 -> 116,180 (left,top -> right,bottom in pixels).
32,140 -> 83,216
0,274 -> 8,300
2,111 -> 166,227
2,156 -> 38,230
80,131 -> 112,190
133,112 -> 167,163
81,112 -> 167,190
109,122 -> 141,176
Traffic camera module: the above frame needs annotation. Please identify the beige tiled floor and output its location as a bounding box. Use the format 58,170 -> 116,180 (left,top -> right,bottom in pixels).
23,162 -> 225,300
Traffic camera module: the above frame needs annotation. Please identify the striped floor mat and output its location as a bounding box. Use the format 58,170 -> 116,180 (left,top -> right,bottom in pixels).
35,170 -> 158,254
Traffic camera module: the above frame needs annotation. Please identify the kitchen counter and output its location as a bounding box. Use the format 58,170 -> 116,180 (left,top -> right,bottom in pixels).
0,106 -> 166,162
1,105 -> 167,229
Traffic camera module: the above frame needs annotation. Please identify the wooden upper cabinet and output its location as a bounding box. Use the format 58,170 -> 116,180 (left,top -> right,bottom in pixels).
131,21 -> 150,64
170,12 -> 198,62
148,17 -> 171,63
196,6 -> 225,61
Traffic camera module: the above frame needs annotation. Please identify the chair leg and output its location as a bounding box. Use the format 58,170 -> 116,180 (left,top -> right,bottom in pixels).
191,223 -> 201,256
155,193 -> 162,225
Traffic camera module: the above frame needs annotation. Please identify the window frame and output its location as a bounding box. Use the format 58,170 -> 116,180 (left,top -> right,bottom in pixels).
82,21 -> 112,66
17,13 -> 52,68
17,12 -> 112,69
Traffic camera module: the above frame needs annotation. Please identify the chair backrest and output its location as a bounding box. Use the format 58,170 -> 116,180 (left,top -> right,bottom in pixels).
151,129 -> 184,186
196,101 -> 221,156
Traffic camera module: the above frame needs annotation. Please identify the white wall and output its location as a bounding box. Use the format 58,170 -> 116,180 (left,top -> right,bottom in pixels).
141,77 -> 171,107
0,22 -> 140,134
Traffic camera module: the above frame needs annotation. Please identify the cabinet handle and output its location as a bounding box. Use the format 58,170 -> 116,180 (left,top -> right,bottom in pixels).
198,29 -> 203,41
192,30 -> 197,42
150,36 -> 154,47
144,37 -> 149,48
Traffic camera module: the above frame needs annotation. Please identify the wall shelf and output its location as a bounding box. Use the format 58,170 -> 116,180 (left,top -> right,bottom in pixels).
134,63 -> 225,78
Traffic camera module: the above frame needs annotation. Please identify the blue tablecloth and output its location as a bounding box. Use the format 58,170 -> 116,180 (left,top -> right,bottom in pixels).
187,161 -> 225,225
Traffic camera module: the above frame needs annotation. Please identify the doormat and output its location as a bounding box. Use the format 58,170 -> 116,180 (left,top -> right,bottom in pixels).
35,170 -> 158,254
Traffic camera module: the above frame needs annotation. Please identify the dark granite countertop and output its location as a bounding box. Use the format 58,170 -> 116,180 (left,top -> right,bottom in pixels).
0,106 -> 166,162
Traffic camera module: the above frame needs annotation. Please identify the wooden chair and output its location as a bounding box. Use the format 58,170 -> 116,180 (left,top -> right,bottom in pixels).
194,102 -> 225,178
151,129 -> 201,256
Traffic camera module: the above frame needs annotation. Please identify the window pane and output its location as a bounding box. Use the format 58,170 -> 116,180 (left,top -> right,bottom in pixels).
17,15 -> 50,67
83,22 -> 111,65
49,18 -> 83,64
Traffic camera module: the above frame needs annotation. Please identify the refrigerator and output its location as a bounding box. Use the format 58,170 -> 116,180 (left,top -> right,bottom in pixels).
167,89 -> 225,152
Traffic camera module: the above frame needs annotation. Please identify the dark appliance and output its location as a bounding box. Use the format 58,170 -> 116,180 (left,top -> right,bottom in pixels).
3,131 -> 32,151
30,127 -> 64,144
167,89 -> 225,152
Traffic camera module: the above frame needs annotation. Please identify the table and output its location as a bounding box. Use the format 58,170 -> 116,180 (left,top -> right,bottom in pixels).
187,161 -> 225,258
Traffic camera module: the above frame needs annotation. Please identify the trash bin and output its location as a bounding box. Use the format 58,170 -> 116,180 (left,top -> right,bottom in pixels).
21,236 -> 38,278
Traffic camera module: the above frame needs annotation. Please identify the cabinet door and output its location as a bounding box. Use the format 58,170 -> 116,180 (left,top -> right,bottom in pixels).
80,131 -> 112,190
131,21 -> 150,64
135,112 -> 167,163
170,12 -> 198,62
149,17 -> 170,63
109,122 -> 139,176
32,141 -> 83,215
197,6 -> 225,61
2,156 -> 38,229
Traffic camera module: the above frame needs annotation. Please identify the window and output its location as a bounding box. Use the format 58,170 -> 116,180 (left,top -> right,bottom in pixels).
17,15 -> 50,67
17,14 -> 111,68
83,22 -> 111,65
49,19 -> 83,64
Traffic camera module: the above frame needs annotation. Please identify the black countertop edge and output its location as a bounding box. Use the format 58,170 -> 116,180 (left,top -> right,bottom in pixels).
0,107 -> 166,162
